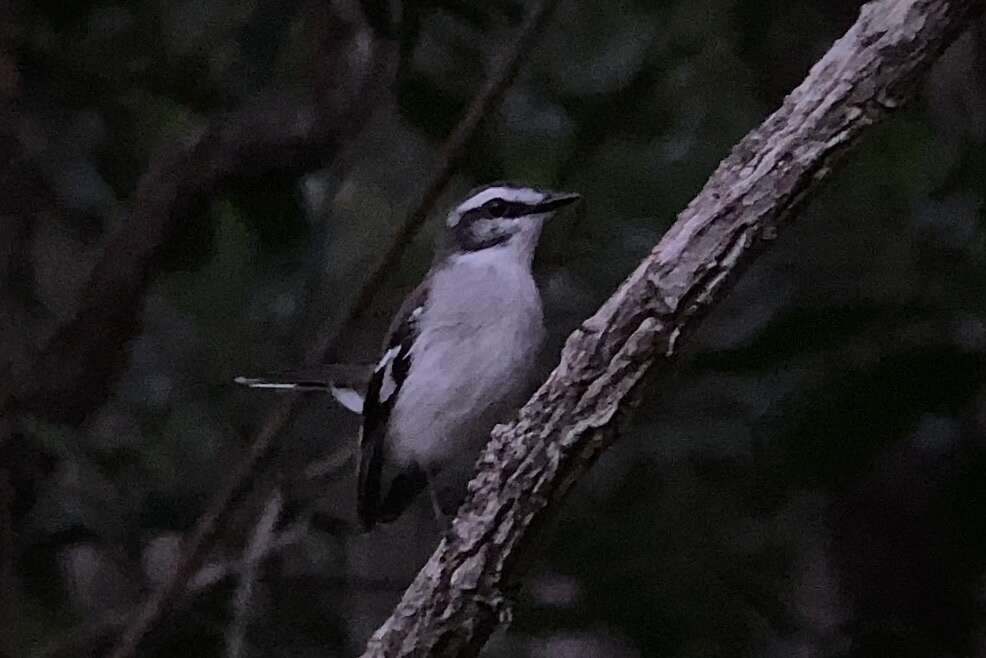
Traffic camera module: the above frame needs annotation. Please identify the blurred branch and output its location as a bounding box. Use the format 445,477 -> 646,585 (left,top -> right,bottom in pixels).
35,518 -> 308,658
2,0 -> 394,427
225,490 -> 283,658
361,0 -> 985,655
105,1 -> 566,656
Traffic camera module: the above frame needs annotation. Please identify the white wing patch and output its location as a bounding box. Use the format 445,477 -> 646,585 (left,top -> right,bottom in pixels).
373,304 -> 422,405
330,386 -> 365,414
374,345 -> 401,373
448,186 -> 544,226
374,345 -> 402,403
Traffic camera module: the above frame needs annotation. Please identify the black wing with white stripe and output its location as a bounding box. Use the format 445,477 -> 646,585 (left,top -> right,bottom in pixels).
357,283 -> 429,529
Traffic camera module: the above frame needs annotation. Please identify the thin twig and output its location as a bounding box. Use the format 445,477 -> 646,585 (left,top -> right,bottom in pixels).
225,490 -> 283,658
300,445 -> 355,481
107,401 -> 298,658
35,518 -> 308,658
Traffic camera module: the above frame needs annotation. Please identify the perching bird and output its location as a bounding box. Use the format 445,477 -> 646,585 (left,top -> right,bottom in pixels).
237,182 -> 581,529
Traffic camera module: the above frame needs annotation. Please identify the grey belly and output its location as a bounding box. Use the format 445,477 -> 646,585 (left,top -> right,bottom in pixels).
387,319 -> 543,477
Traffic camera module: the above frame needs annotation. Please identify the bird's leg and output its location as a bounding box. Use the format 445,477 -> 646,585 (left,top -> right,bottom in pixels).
425,467 -> 462,531
428,485 -> 452,530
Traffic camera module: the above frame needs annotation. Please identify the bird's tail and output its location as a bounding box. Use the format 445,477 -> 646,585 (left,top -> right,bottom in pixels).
233,364 -> 373,414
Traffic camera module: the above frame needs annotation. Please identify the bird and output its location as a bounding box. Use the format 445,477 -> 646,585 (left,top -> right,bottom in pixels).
237,182 -> 581,529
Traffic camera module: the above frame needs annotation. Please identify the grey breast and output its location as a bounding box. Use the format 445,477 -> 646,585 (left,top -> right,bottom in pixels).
385,251 -> 546,479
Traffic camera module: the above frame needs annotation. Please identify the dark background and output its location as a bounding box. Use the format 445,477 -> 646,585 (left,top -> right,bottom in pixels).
3,1 -> 986,656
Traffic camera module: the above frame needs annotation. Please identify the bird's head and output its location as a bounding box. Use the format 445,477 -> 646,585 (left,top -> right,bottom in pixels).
443,182 -> 581,262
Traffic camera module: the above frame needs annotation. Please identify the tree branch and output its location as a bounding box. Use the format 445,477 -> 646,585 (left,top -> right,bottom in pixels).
362,1 -> 985,655
225,490 -> 283,658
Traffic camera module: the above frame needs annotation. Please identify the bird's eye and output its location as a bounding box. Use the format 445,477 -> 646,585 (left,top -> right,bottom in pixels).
485,199 -> 507,217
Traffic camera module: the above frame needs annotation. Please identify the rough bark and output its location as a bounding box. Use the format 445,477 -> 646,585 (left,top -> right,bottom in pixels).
362,1 -> 985,655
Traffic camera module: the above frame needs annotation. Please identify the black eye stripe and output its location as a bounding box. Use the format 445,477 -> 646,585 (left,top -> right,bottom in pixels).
454,197 -> 548,244
481,199 -> 537,218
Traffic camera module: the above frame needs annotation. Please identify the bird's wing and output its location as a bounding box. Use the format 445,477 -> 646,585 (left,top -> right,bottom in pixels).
357,282 -> 430,529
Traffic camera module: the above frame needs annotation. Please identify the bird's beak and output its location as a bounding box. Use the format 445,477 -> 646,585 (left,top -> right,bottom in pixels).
536,191 -> 582,213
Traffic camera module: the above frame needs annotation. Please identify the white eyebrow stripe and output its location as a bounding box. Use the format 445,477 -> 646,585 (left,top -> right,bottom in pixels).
455,186 -> 544,214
